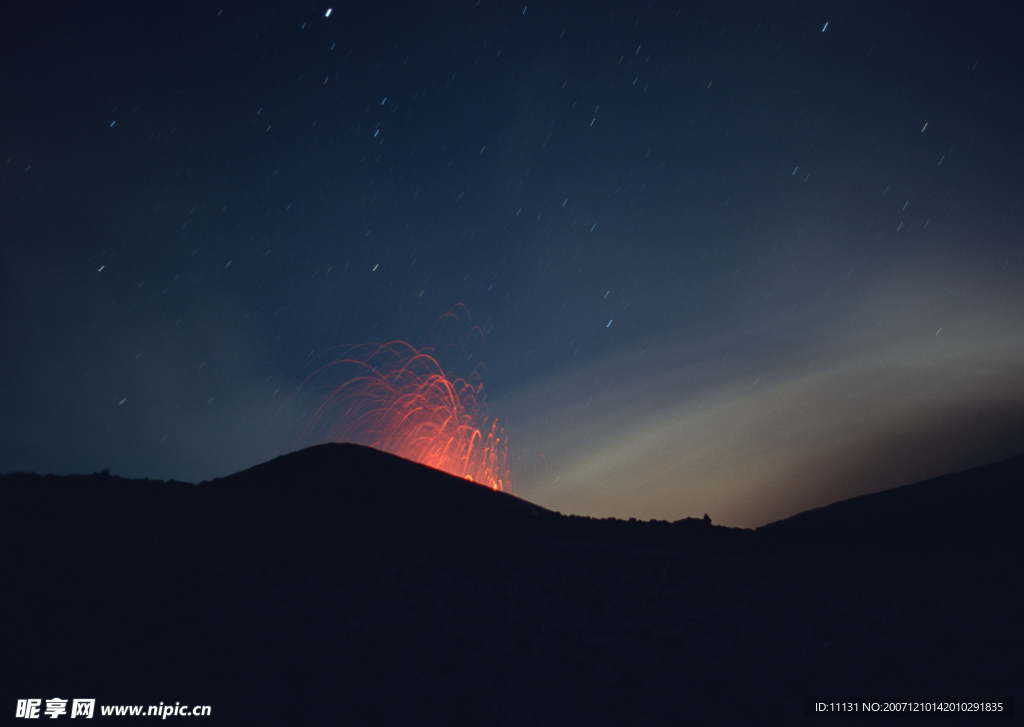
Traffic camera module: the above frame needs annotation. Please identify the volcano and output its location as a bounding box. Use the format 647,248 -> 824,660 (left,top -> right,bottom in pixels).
5,444 -> 1019,724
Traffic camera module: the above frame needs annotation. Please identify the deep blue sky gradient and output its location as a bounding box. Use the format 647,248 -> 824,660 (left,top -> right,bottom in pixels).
2,0 -> 1022,524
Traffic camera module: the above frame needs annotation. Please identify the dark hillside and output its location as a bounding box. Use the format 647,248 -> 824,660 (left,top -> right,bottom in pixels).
5,445 -> 1019,724
758,454 -> 1024,557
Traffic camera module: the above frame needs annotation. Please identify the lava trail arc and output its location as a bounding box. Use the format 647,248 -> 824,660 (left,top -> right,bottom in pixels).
296,340 -> 512,493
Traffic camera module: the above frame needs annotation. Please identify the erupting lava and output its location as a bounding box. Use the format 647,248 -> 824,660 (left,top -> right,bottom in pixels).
296,341 -> 512,493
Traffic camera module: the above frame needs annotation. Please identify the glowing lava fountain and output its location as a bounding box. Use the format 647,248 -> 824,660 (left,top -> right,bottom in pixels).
297,341 -> 512,493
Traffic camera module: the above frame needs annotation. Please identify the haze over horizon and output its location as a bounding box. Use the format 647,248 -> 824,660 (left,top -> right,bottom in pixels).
2,0 -> 1022,527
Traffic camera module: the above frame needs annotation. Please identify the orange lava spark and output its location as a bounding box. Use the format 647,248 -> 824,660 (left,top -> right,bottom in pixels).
297,341 -> 512,493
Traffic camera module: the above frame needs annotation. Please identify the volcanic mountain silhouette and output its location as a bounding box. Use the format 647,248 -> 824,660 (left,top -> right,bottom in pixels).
5,444 -> 1020,724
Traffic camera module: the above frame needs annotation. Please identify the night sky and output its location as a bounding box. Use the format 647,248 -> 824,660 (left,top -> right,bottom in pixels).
3,0 -> 1023,527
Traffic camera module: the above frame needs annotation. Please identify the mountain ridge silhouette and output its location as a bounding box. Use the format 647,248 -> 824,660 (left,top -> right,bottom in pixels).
757,453 -> 1024,555
5,444 -> 1019,724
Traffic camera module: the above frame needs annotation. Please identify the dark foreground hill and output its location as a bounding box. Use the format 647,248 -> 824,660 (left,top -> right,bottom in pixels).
4,444 -> 1020,725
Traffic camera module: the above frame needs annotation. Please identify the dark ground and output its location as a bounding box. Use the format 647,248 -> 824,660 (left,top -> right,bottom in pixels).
4,444 -> 1021,725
